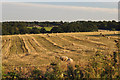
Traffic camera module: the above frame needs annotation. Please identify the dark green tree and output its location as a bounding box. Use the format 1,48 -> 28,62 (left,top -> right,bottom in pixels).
40,27 -> 47,33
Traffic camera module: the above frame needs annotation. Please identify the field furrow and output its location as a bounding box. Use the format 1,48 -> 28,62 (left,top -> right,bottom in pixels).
63,35 -> 108,51
26,35 -> 47,52
14,36 -> 25,54
32,35 -> 64,53
70,35 -> 116,51
2,37 -> 11,49
5,36 -> 18,59
2,37 -> 12,59
17,36 -> 29,53
44,35 -> 86,53
19,35 -> 31,54
21,36 -> 37,54
26,36 -> 46,53
2,31 -> 119,73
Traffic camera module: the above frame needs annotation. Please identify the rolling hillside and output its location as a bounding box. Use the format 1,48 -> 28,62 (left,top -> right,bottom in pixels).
2,31 -> 119,72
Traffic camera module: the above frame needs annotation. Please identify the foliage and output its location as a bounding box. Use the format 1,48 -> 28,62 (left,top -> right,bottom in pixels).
2,20 -> 120,35
50,27 -> 63,33
85,52 -> 119,78
45,62 -> 64,80
30,27 -> 40,34
40,27 -> 46,33
2,50 -> 119,79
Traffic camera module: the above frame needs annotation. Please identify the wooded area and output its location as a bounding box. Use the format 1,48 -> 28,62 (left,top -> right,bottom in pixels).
2,20 -> 120,35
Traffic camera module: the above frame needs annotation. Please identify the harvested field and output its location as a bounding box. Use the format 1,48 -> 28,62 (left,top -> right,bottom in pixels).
2,31 -> 119,72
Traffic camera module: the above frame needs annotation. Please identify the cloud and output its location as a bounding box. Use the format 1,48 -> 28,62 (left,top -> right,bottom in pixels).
3,0 -> 120,2
2,2 -> 118,21
5,2 -> 117,13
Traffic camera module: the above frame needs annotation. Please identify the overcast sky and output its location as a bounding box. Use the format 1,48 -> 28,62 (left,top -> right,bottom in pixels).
2,0 -> 120,2
2,2 -> 118,22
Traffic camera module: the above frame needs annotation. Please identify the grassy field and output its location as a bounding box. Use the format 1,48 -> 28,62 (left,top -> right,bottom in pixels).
2,31 -> 120,78
27,27 -> 53,31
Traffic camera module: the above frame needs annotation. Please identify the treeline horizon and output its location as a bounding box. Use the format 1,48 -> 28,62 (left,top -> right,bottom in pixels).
2,20 -> 120,35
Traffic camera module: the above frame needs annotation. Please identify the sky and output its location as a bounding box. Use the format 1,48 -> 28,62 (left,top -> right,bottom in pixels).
2,0 -> 120,2
1,2 -> 119,22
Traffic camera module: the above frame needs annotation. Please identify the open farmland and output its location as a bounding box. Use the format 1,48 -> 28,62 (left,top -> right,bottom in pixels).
2,31 -> 120,75
27,27 -> 53,31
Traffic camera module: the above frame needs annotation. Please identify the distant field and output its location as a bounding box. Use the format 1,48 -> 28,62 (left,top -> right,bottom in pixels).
2,31 -> 119,73
27,27 -> 53,31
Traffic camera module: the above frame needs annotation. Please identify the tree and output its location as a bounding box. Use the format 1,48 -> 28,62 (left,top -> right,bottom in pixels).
40,27 -> 46,33
30,27 -> 40,34
51,27 -> 63,33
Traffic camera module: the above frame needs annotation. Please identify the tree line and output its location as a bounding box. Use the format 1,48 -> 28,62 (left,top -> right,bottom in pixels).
2,20 -> 120,35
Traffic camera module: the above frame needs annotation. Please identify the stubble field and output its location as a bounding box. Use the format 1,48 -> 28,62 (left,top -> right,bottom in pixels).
2,31 -> 119,73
